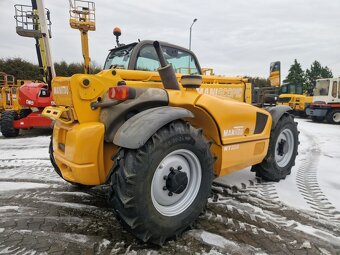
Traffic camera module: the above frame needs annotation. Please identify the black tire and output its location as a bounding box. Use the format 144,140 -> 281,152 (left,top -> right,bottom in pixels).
311,116 -> 324,122
49,138 -> 63,178
19,108 -> 32,119
49,137 -> 92,189
109,120 -> 214,245
0,110 -> 20,138
325,109 -> 340,124
251,114 -> 299,182
303,106 -> 310,118
297,109 -> 308,118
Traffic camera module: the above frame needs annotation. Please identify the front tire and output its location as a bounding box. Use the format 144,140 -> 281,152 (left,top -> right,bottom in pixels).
0,110 -> 19,138
251,114 -> 299,181
109,120 -> 214,245
326,109 -> 340,124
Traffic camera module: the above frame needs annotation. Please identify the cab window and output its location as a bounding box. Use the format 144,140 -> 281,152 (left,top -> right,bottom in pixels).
332,81 -> 337,98
296,84 -> 303,94
136,45 -> 200,74
104,44 -> 136,70
314,80 -> 329,96
288,84 -> 296,94
280,85 -> 288,94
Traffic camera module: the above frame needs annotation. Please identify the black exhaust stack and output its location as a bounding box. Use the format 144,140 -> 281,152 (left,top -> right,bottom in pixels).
153,41 -> 180,90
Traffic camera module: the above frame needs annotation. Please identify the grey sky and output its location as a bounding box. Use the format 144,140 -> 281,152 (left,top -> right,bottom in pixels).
0,0 -> 339,79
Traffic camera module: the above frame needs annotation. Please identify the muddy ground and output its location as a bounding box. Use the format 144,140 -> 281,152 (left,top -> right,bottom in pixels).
0,120 -> 339,255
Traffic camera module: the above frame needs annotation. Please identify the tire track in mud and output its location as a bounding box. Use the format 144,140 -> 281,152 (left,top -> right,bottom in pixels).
1,128 -> 340,254
201,187 -> 340,254
296,127 -> 340,223
0,183 -> 210,254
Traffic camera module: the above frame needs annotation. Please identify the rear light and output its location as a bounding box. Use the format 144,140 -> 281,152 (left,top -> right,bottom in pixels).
108,86 -> 136,100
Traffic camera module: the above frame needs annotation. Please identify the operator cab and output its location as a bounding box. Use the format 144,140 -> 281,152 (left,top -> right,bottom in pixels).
104,40 -> 202,75
278,83 -> 303,95
313,78 -> 340,103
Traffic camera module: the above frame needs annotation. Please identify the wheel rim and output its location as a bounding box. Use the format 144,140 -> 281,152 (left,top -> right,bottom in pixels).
151,149 -> 202,217
333,112 -> 340,123
274,128 -> 295,168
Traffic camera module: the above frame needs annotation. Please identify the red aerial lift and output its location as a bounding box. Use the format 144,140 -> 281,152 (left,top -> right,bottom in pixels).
0,0 -> 55,137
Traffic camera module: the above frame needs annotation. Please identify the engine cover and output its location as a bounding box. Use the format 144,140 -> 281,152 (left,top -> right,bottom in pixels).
19,82 -> 52,108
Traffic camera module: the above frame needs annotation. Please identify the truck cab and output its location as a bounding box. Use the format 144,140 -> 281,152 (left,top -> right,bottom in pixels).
307,78 -> 340,124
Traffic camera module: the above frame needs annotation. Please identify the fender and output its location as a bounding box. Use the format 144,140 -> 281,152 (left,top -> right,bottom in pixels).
113,106 -> 194,149
266,105 -> 292,130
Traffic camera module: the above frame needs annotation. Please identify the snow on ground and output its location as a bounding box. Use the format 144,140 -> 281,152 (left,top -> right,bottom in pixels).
0,119 -> 339,254
0,182 -> 51,192
216,118 -> 340,214
0,130 -> 50,160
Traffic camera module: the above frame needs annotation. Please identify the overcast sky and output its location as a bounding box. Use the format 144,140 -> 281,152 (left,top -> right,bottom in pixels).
0,0 -> 339,79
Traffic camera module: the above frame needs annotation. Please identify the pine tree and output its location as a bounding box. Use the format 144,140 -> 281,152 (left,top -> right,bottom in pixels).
305,61 -> 333,92
284,59 -> 306,88
0,58 -> 102,81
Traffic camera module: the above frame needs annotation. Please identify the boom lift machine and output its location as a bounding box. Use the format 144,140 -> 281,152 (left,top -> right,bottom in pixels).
43,1 -> 299,244
0,0 -> 55,137
307,78 -> 340,124
69,0 -> 96,74
0,72 -> 20,114
0,72 -> 37,117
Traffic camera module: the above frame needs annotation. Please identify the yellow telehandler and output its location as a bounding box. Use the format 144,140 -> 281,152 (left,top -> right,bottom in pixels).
42,0 -> 298,245
276,83 -> 313,117
44,39 -> 299,244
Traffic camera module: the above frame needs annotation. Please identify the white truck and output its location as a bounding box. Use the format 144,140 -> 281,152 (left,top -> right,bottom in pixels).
306,78 -> 340,124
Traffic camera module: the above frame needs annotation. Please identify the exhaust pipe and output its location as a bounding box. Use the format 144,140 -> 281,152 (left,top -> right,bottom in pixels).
153,41 -> 180,90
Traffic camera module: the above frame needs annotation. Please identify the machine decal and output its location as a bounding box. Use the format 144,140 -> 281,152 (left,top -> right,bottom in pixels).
197,87 -> 243,98
26,99 -> 34,105
53,86 -> 69,95
223,144 -> 240,151
223,126 -> 244,137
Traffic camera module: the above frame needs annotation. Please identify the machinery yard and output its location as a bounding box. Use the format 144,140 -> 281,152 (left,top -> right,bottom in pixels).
0,118 -> 339,254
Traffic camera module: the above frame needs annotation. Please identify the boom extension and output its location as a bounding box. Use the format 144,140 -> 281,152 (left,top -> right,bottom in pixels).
69,0 -> 96,74
14,0 -> 55,88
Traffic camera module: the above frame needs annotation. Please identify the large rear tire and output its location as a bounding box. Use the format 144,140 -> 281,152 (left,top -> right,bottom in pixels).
325,109 -> 340,124
251,114 -> 298,182
109,120 -> 214,245
0,110 -> 19,138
